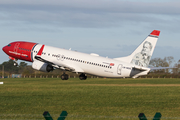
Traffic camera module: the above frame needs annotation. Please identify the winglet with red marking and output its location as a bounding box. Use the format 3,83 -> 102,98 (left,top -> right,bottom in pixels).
37,45 -> 45,56
150,30 -> 160,37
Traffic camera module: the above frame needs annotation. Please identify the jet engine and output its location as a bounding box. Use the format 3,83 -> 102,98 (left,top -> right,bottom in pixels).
32,60 -> 53,72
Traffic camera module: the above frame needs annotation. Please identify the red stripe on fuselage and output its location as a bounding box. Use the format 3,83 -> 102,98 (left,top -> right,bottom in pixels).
5,41 -> 37,62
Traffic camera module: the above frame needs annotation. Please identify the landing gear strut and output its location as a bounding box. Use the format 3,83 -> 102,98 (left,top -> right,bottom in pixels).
13,59 -> 18,66
61,73 -> 69,80
79,73 -> 87,80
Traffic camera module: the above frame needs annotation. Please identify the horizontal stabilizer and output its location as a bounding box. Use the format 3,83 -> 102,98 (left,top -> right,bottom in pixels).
150,67 -> 176,70
133,66 -> 150,71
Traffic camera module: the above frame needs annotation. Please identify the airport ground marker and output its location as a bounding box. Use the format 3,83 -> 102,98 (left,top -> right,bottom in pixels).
138,112 -> 161,120
43,111 -> 68,120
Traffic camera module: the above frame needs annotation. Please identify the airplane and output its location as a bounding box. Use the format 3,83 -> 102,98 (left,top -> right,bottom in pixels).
3,30 -> 164,80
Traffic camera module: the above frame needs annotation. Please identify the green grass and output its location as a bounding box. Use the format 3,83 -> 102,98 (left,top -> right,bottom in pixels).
0,78 -> 180,119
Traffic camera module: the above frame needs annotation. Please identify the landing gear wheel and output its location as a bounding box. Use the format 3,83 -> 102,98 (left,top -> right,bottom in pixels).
79,73 -> 87,80
14,62 -> 18,66
61,73 -> 69,80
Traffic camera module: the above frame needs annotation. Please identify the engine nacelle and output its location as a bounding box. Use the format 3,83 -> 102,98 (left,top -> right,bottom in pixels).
32,61 -> 53,72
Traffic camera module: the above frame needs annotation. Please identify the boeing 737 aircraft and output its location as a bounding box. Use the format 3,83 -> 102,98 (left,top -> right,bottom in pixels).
3,30 -> 162,80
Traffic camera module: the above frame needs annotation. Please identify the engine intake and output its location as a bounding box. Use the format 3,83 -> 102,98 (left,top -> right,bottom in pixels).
32,61 -> 53,72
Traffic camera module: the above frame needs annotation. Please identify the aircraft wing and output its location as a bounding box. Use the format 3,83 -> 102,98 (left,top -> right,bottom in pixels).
35,55 -> 54,65
34,45 -> 84,73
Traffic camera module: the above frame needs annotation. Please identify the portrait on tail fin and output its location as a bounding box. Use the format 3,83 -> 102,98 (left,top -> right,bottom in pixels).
131,41 -> 153,67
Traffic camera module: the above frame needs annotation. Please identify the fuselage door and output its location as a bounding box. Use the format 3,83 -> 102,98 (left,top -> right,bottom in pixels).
57,54 -> 61,60
14,43 -> 20,52
117,64 -> 122,75
61,55 -> 64,61
57,54 -> 64,61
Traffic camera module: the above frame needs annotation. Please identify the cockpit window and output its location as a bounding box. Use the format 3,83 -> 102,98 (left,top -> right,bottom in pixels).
7,44 -> 11,47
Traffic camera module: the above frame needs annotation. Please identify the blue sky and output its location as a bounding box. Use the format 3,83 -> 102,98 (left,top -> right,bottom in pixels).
0,0 -> 180,65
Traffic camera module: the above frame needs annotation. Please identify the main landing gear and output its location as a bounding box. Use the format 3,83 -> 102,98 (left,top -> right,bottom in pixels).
61,73 -> 69,80
60,73 -> 87,80
79,73 -> 87,80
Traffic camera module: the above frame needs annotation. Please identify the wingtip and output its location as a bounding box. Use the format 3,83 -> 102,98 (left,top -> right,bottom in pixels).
150,30 -> 160,36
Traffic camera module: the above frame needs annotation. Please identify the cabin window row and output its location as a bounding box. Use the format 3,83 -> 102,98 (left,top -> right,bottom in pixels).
19,47 -> 31,52
33,50 -> 47,55
32,51 -> 112,69
64,56 -> 112,69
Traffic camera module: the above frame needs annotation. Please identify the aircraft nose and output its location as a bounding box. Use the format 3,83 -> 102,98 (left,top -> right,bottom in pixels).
2,46 -> 7,53
2,46 -> 5,52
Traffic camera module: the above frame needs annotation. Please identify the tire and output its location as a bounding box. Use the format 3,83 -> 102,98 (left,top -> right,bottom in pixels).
61,75 -> 65,80
79,73 -> 87,80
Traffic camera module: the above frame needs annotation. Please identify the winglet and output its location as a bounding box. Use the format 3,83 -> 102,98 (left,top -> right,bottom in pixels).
150,30 -> 160,36
37,45 -> 45,56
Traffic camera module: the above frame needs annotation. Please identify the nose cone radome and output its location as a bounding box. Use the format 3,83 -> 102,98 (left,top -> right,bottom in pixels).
2,46 -> 7,53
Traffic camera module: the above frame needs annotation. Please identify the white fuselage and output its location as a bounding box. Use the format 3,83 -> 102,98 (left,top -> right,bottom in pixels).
32,44 -> 135,78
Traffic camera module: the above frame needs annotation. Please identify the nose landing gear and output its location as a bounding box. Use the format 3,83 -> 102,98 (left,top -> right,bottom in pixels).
13,59 -> 18,66
14,62 -> 18,66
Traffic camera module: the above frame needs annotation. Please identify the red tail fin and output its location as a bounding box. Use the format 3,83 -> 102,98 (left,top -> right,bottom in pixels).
150,30 -> 160,36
